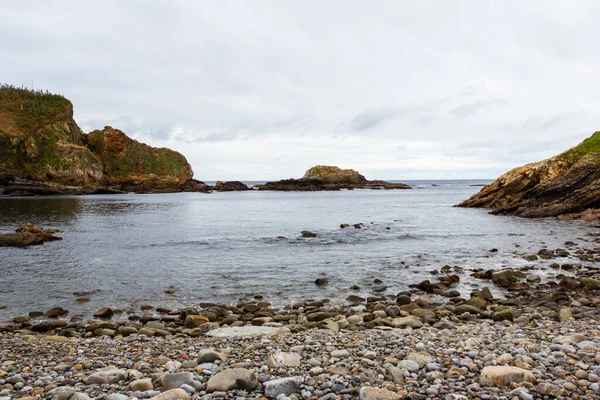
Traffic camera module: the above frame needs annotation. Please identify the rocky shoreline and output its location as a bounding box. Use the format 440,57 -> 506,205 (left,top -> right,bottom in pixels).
1,234 -> 600,399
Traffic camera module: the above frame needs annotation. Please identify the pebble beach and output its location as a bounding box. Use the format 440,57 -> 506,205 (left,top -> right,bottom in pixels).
2,234 -> 600,400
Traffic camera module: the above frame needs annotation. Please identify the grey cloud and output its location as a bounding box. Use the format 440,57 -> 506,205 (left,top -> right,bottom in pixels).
1,1 -> 599,180
347,108 -> 402,132
449,99 -> 507,119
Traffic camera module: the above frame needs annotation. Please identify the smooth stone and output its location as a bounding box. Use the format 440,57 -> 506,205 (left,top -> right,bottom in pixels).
398,360 -> 419,372
359,387 -> 402,399
197,349 -> 227,363
159,373 -> 195,390
206,368 -> 258,392
263,377 -> 301,399
85,367 -> 128,384
537,382 -> 561,397
206,326 -> 289,338
107,395 -> 129,400
149,389 -> 190,400
480,366 -> 536,387
331,349 -> 350,358
129,378 -> 154,391
266,351 -> 301,368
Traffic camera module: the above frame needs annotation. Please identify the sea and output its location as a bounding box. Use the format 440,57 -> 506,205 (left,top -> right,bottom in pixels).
0,180 -> 594,319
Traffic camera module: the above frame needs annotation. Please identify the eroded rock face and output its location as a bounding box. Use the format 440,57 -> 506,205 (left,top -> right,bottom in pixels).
0,87 -> 103,188
87,126 -> 193,192
458,132 -> 600,218
256,165 -> 411,191
0,86 -> 207,195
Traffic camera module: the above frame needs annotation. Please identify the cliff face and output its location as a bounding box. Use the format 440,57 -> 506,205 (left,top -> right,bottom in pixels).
257,165 -> 411,191
458,132 -> 600,218
0,85 -> 203,194
0,86 -> 103,187
87,126 -> 193,191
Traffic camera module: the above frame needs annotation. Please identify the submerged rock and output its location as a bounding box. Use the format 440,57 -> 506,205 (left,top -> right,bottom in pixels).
0,224 -> 62,247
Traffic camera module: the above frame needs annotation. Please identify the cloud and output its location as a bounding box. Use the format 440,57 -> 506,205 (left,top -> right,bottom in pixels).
1,1 -> 600,180
449,99 -> 507,118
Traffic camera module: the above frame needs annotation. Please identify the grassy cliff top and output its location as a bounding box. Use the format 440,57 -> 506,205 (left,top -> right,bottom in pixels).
0,85 -> 72,136
555,131 -> 600,163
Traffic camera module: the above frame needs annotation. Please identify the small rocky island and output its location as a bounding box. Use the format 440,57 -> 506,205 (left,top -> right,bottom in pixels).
256,165 -> 411,191
458,131 -> 600,219
0,86 -> 209,195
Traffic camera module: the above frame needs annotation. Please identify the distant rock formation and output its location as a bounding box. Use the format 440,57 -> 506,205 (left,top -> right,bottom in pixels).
213,181 -> 250,192
457,131 -> 600,218
256,165 -> 411,191
87,126 -> 202,193
0,85 -> 208,195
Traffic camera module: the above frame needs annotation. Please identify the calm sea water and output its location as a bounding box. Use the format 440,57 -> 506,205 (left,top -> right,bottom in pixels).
0,180 -> 593,319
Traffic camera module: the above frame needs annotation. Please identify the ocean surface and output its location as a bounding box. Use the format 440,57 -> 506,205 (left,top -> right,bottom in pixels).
0,180 -> 593,319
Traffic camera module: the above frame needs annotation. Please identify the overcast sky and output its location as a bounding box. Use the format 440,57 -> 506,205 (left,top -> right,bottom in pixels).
2,1 -> 599,180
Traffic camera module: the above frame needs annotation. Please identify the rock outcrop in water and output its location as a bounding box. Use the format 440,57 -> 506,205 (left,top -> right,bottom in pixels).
256,165 -> 411,191
0,223 -> 62,247
0,85 -> 208,195
213,181 -> 250,191
458,131 -> 600,218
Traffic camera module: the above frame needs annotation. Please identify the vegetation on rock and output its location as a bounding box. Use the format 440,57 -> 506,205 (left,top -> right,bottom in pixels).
302,165 -> 366,184
0,85 -> 200,194
87,126 -> 193,189
458,131 -> 600,218
258,165 -> 410,191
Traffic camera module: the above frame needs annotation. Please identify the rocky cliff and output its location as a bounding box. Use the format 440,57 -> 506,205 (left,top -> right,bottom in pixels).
87,126 -> 196,192
0,85 -> 206,195
0,85 -> 103,188
257,165 -> 411,191
458,131 -> 600,218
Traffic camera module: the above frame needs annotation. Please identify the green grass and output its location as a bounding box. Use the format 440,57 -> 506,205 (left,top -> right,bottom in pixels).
558,131 -> 600,162
0,84 -> 71,135
569,131 -> 600,155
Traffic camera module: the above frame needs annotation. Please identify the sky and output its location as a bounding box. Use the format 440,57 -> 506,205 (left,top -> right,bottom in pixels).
2,1 -> 599,181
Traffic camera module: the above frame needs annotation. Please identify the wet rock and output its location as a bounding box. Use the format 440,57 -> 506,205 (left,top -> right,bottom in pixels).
314,277 -> 329,286
0,224 -> 62,247
93,307 -> 113,319
184,315 -> 209,328
301,231 -> 317,238
45,307 -> 69,318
